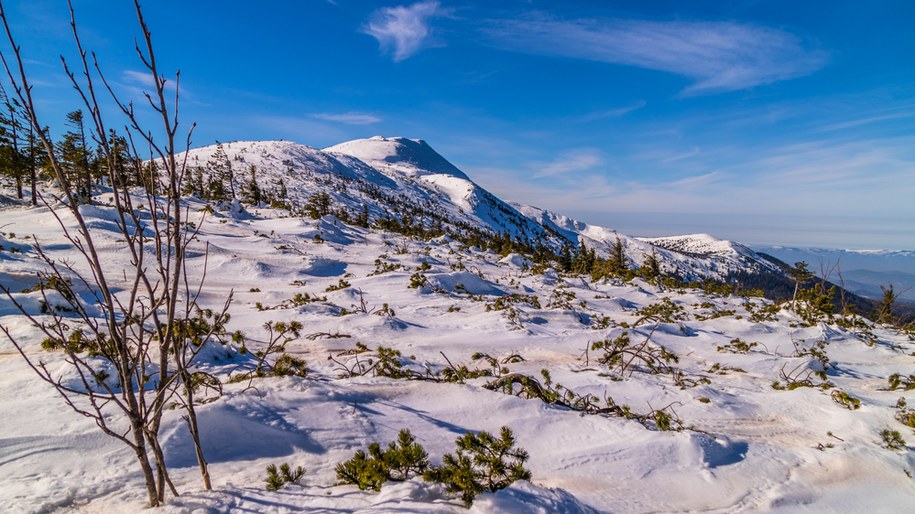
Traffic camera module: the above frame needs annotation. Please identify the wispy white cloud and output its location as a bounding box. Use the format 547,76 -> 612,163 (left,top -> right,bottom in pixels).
313,112 -> 382,125
469,135 -> 915,245
663,170 -> 721,188
815,107 -> 915,132
534,148 -> 602,178
747,138 -> 915,191
660,147 -> 701,164
364,1 -> 446,62
484,16 -> 827,94
576,100 -> 646,122
123,70 -> 176,92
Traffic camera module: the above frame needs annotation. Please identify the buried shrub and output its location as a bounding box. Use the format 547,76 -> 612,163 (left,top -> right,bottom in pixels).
879,429 -> 906,451
40,328 -> 106,355
271,353 -> 308,377
897,409 -> 915,429
591,330 -> 680,377
830,390 -> 861,410
228,321 -> 306,383
887,373 -> 915,391
336,429 -> 429,491
895,398 -> 915,429
423,426 -> 531,507
716,338 -> 759,354
265,462 -> 305,491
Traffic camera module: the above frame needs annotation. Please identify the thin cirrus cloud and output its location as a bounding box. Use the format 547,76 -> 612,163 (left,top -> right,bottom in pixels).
118,69 -> 191,104
313,112 -> 382,125
576,100 -> 647,122
484,16 -> 828,94
363,1 -> 446,62
122,69 -> 180,93
533,148 -> 602,178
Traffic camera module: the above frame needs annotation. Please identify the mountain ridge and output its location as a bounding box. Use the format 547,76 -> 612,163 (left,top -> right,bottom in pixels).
179,137 -> 846,292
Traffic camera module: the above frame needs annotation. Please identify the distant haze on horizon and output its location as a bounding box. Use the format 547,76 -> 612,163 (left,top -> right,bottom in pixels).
4,0 -> 913,250
472,206 -> 913,252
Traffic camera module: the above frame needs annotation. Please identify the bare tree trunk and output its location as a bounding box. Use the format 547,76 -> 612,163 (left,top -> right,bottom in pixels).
130,415 -> 161,507
146,430 -> 179,501
181,368 -> 212,490
28,124 -> 35,206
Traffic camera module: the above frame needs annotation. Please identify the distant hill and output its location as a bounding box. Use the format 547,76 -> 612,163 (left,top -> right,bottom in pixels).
754,245 -> 915,301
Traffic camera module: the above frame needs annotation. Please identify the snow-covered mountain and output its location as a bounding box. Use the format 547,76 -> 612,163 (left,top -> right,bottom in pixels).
514,203 -> 783,279
640,233 -> 783,275
325,136 -> 470,180
184,138 -> 555,246
183,137 -> 786,283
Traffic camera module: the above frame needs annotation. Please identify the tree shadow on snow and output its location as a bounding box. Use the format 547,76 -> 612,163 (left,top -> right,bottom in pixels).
376,401 -> 469,436
163,403 -> 324,466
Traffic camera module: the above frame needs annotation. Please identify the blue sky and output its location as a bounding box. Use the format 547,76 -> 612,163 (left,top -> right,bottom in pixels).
3,0 -> 914,250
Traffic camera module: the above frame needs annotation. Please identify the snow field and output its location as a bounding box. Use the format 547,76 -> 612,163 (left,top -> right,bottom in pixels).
1,193 -> 913,513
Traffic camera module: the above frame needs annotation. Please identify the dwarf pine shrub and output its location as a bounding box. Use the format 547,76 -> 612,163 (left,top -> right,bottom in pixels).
408,272 -> 427,289
423,426 -> 531,507
634,297 -> 687,326
896,409 -> 915,429
888,373 -> 915,391
895,398 -> 915,429
40,328 -> 100,354
325,279 -> 351,292
265,462 -> 305,491
880,429 -> 906,450
374,345 -> 409,379
717,338 -> 759,354
335,429 -> 429,491
830,390 -> 861,410
271,353 -> 308,377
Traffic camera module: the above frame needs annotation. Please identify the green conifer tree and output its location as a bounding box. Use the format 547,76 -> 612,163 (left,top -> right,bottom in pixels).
640,249 -> 662,284
789,261 -> 813,309
242,164 -> 262,205
206,141 -> 234,201
0,84 -> 27,199
875,284 -> 898,325
608,236 -> 627,277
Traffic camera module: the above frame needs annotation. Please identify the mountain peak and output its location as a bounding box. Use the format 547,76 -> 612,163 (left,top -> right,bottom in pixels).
324,136 -> 468,180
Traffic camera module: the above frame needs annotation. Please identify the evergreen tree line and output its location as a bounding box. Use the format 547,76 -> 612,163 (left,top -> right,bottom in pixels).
180,141 -> 291,208
0,92 -> 156,203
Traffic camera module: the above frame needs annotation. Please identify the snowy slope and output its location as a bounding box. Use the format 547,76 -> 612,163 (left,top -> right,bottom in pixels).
513,203 -> 782,280
325,136 -> 470,180
185,138 -> 786,283
641,233 -> 783,275
1,191 -> 914,513
641,233 -> 759,260
325,137 -> 550,240
184,138 -> 555,247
